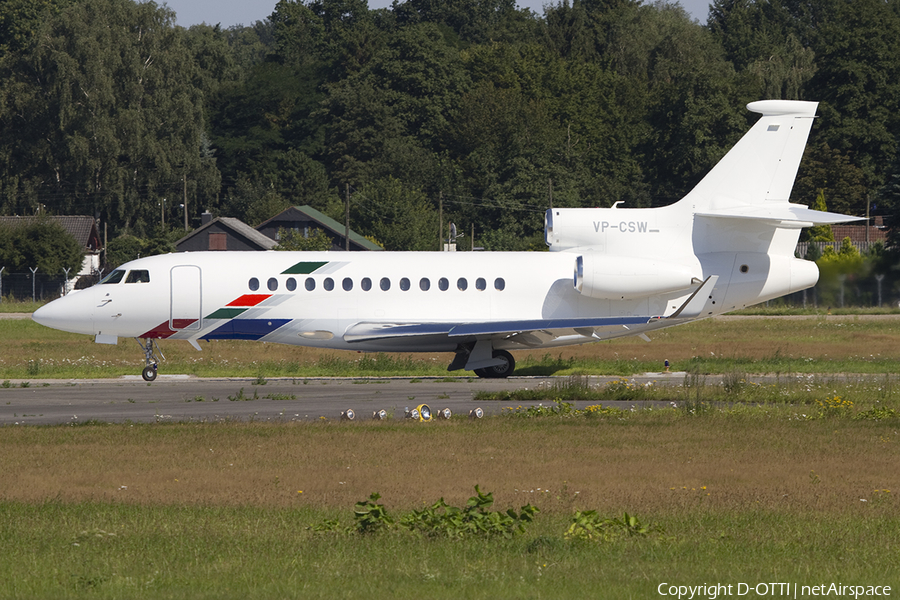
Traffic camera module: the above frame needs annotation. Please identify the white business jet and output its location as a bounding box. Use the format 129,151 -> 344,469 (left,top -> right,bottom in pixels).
33,100 -> 862,381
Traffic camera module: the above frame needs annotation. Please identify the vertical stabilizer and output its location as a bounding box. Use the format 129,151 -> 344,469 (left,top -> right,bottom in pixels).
683,100 -> 818,213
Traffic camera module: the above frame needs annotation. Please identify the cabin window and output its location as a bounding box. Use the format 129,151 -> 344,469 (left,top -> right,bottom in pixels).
342,277 -> 353,291
419,278 -> 430,291
100,270 -> 126,284
457,278 -> 467,291
324,277 -> 334,291
305,278 -> 315,291
125,270 -> 150,284
475,278 -> 486,291
286,278 -> 297,292
249,277 -> 260,291
267,278 -> 278,291
380,277 -> 391,291
494,278 -> 506,291
400,277 -> 411,291
438,277 -> 449,291
361,277 -> 372,291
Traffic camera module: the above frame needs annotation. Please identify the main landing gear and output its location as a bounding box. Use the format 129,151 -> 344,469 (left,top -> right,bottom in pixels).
136,338 -> 165,381
474,349 -> 515,379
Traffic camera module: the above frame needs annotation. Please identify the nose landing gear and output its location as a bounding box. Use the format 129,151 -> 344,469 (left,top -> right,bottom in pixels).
136,338 -> 165,381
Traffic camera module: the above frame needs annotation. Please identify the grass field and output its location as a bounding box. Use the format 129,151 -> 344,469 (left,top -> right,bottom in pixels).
0,414 -> 898,599
2,312 -> 900,597
5,313 -> 900,379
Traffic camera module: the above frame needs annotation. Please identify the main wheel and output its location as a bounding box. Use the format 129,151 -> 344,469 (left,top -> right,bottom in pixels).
141,365 -> 158,382
483,350 -> 515,379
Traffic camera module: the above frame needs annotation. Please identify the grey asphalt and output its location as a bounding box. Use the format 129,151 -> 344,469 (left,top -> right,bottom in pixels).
0,374 -> 691,425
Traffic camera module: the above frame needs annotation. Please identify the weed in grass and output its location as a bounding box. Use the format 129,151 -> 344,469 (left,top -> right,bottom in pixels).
263,393 -> 296,400
228,387 -> 258,401
565,511 -> 656,542
1,380 -> 10,388
353,492 -> 393,534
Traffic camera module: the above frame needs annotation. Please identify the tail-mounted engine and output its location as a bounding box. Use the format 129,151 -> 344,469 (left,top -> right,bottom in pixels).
574,254 -> 698,301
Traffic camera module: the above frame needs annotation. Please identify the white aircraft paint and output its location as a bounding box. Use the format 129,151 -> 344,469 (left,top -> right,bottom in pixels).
33,100 -> 863,380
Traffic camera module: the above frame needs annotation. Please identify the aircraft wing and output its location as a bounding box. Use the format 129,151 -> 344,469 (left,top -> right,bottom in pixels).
342,315 -> 655,343
344,276 -> 718,344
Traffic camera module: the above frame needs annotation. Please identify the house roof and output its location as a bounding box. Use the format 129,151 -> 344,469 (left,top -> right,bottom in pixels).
831,217 -> 888,244
175,216 -> 277,250
256,205 -> 383,251
0,215 -> 101,251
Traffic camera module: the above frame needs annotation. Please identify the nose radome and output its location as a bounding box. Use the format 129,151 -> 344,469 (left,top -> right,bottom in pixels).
32,291 -> 94,335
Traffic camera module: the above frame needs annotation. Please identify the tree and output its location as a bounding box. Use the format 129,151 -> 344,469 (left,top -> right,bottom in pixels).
274,227 -> 333,250
0,0 -> 216,234
804,0 -> 900,190
351,177 -> 437,251
805,189 -> 835,242
792,142 -> 866,216
0,219 -> 83,275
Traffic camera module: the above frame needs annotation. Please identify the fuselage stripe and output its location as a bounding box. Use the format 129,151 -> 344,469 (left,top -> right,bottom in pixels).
281,261 -> 328,275
226,294 -> 272,307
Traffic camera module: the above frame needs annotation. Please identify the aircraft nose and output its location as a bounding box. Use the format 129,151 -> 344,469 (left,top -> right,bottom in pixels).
32,292 -> 94,335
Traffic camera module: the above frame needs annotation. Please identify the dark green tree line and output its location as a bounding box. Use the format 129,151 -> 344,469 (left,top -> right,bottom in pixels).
2,0 -> 900,250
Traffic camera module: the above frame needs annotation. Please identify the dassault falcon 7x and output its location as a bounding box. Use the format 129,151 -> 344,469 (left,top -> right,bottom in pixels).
33,100 -> 862,381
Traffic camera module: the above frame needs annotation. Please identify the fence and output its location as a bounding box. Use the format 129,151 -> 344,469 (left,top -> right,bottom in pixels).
0,270 -> 71,302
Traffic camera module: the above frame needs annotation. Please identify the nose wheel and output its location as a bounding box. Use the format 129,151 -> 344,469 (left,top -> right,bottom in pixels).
141,365 -> 158,382
136,338 -> 164,382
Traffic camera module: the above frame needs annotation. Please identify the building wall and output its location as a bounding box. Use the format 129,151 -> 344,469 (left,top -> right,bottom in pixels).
176,223 -> 266,252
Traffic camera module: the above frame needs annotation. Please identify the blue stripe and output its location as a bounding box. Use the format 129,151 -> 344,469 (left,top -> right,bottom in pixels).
202,319 -> 291,341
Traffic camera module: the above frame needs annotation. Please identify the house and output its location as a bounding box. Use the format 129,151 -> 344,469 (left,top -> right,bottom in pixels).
255,205 -> 382,251
0,215 -> 102,299
175,214 -> 277,252
795,216 -> 889,257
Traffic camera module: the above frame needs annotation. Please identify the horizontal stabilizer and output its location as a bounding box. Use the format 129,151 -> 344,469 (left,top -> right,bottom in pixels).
696,204 -> 864,225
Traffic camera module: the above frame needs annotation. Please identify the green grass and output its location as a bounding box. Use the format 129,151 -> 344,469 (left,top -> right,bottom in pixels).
1,405 -> 898,598
6,314 -> 900,379
477,372 -> 900,414
0,298 -> 46,313
0,501 -> 896,599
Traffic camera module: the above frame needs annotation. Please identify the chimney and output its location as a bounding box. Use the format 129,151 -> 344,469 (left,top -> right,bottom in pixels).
201,211 -> 213,225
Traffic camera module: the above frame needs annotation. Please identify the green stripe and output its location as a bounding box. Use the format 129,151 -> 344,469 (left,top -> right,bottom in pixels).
206,307 -> 247,319
282,261 -> 328,275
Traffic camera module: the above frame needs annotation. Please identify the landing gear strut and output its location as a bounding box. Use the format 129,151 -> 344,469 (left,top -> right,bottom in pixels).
136,338 -> 165,382
474,350 -> 515,379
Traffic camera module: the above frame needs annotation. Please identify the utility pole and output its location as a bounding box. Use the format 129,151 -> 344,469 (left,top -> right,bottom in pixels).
345,184 -> 350,251
183,174 -> 189,231
438,192 -> 443,251
866,193 -> 871,244
549,178 -> 553,210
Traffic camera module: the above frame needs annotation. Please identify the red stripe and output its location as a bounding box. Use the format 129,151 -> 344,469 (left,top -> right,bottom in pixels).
140,319 -> 199,338
226,294 -> 271,307
140,321 -> 177,339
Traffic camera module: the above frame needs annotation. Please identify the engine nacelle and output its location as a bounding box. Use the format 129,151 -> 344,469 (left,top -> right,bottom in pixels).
574,254 -> 698,300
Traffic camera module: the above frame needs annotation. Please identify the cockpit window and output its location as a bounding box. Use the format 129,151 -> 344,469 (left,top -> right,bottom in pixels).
125,270 -> 150,283
100,270 -> 126,284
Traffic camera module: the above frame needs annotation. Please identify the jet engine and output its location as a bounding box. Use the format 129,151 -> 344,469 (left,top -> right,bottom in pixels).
574,254 -> 697,300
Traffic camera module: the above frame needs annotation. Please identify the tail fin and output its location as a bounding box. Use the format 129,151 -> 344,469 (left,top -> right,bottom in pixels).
685,100 -> 817,210
683,100 -> 863,226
